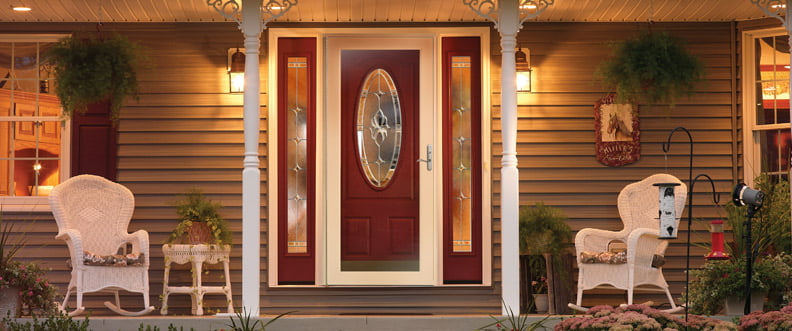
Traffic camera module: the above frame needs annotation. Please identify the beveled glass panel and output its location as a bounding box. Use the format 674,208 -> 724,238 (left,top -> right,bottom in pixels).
451,56 -> 472,253
356,69 -> 401,188
286,57 -> 308,254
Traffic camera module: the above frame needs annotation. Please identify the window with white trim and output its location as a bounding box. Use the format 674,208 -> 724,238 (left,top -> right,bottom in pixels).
0,35 -> 68,198
743,28 -> 791,184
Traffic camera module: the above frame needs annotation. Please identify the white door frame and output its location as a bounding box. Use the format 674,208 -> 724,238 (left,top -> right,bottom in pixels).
267,27 -> 492,287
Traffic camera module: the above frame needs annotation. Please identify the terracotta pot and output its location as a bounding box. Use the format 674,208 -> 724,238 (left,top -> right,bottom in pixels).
187,221 -> 212,244
0,287 -> 20,318
533,293 -> 549,314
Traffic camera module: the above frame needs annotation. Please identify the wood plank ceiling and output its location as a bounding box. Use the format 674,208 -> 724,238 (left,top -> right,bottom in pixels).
1,0 -> 776,23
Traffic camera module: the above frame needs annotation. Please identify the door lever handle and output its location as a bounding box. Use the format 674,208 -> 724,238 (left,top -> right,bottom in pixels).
416,144 -> 432,171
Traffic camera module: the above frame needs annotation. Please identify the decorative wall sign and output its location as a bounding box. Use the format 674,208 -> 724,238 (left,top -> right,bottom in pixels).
594,94 -> 640,167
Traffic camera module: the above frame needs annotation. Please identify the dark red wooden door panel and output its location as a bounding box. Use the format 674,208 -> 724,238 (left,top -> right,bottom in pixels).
340,50 -> 420,271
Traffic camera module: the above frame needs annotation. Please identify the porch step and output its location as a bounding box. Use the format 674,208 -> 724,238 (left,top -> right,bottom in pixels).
12,315 -> 564,331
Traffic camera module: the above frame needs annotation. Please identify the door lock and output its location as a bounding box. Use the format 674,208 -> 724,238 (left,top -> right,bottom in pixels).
416,144 -> 432,171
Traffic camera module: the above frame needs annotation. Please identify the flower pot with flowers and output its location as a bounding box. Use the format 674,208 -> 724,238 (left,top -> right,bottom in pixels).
531,277 -> 549,313
166,188 -> 232,246
686,253 -> 792,315
519,203 -> 573,314
686,175 -> 792,315
0,218 -> 58,318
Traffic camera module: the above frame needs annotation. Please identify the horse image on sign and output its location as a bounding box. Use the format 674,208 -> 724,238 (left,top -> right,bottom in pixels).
594,94 -> 640,167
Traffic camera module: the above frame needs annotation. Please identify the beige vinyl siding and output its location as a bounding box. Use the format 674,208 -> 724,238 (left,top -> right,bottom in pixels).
501,22 -> 738,307
0,20 -> 743,314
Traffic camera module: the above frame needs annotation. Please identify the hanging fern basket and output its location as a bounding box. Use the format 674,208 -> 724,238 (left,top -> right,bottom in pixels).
596,31 -> 705,107
46,34 -> 143,122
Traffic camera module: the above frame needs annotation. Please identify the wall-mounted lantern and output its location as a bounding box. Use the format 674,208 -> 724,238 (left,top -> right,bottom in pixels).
515,45 -> 531,93
654,182 -> 681,239
228,48 -> 245,93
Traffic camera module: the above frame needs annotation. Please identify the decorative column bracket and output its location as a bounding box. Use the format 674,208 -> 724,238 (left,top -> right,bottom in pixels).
206,0 -> 298,31
462,0 -> 553,31
752,0 -> 792,31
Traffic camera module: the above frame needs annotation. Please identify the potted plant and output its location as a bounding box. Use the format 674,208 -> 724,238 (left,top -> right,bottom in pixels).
531,276 -> 549,314
596,31 -> 705,107
686,254 -> 792,315
0,218 -> 58,317
166,188 -> 232,246
518,203 -> 573,313
46,33 -> 144,122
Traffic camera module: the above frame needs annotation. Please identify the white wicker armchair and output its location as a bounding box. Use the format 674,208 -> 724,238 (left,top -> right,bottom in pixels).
570,174 -> 686,312
49,175 -> 154,316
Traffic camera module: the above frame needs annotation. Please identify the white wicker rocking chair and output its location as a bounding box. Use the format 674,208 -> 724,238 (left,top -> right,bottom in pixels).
49,175 -> 154,316
568,174 -> 687,313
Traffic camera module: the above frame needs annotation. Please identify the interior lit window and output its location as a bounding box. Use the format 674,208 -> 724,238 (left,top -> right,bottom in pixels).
0,36 -> 65,197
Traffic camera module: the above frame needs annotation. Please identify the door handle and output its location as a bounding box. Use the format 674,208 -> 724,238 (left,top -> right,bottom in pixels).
417,144 -> 432,171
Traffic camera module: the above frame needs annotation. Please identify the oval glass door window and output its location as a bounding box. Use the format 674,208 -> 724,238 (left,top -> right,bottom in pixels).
356,68 -> 402,188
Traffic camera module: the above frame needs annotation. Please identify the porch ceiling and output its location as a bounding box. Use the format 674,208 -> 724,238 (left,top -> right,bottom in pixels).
1,0 -> 775,24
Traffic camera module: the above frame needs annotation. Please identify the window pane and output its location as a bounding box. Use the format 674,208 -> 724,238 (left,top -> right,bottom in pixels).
756,36 -> 790,126
451,56 -> 472,253
759,129 -> 791,178
12,42 -> 41,94
6,121 -> 60,196
286,57 -> 308,254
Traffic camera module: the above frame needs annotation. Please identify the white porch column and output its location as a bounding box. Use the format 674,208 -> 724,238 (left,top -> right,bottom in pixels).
463,0 -> 553,315
207,0 -> 297,315
498,0 -> 521,316
240,0 -> 263,316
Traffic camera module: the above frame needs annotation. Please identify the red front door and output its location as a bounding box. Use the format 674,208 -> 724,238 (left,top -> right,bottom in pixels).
340,50 -> 420,271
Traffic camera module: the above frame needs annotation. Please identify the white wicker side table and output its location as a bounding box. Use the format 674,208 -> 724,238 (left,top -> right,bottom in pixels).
160,244 -> 233,316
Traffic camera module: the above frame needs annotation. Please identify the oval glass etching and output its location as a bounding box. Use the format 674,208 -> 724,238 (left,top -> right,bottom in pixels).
356,68 -> 402,188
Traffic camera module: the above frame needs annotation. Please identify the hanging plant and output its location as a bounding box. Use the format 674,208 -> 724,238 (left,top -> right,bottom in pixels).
46,33 -> 144,122
596,31 -> 705,107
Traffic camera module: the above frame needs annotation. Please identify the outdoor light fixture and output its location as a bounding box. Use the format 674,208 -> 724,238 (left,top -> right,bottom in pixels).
654,182 -> 681,239
228,48 -> 245,93
12,6 -> 31,12
705,220 -> 729,261
515,45 -> 531,93
732,183 -> 764,208
731,182 -> 764,315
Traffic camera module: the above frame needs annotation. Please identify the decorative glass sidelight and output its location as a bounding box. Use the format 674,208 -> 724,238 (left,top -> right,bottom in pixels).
286,57 -> 308,254
451,56 -> 473,253
356,69 -> 402,188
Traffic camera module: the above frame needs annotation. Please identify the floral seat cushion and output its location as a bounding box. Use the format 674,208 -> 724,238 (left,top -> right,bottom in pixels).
580,250 -> 627,264
579,251 -> 666,268
83,251 -> 144,266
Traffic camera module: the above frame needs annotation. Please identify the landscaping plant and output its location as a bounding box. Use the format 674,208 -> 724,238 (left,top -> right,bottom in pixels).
0,217 -> 59,316
554,304 -> 737,331
2,311 -> 89,331
739,301 -> 792,330
476,302 -> 550,331
221,308 -> 292,331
